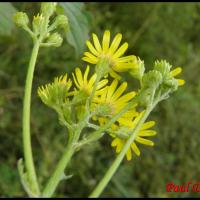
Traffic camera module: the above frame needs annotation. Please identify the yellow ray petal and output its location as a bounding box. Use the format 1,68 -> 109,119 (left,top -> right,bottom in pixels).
136,137 -> 154,146
113,62 -> 138,72
141,121 -> 155,130
102,30 -> 110,53
86,40 -> 99,56
111,138 -> 120,147
109,69 -> 121,80
75,68 -> 83,86
84,52 -> 99,63
178,79 -> 185,86
126,148 -> 132,161
95,87 -> 108,96
83,65 -> 90,83
107,79 -> 118,101
115,55 -> 137,63
82,57 -> 97,64
88,73 -> 97,87
115,91 -> 136,104
92,33 -> 102,53
116,140 -> 124,153
72,73 -> 80,89
118,118 -> 134,127
113,42 -> 128,59
97,79 -> 108,90
111,82 -> 127,101
109,33 -> 122,54
171,67 -> 182,77
139,130 -> 157,137
131,142 -> 141,156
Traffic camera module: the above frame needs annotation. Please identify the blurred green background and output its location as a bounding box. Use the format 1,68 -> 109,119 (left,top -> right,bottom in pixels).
0,2 -> 200,198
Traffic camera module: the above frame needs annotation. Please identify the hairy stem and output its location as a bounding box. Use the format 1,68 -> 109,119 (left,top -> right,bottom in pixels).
89,105 -> 153,197
42,140 -> 75,197
42,126 -> 83,197
22,40 -> 40,195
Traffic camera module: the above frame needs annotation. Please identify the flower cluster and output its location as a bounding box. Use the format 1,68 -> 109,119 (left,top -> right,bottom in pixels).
14,3 -> 68,47
38,30 -> 185,161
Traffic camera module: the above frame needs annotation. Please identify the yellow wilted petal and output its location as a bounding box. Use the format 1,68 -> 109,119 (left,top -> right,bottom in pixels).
86,40 -> 99,56
178,79 -> 185,86
136,136 -> 154,146
92,33 -> 102,53
126,148 -> 132,161
131,142 -> 140,156
109,33 -> 122,54
171,67 -> 182,77
141,121 -> 155,130
102,30 -> 110,52
113,42 -> 128,59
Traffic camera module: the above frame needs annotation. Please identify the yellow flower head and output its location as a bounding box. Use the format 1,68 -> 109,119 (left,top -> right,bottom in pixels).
72,65 -> 108,96
170,67 -> 185,86
38,74 -> 72,107
82,30 -> 139,79
111,111 -> 157,161
93,79 -> 137,127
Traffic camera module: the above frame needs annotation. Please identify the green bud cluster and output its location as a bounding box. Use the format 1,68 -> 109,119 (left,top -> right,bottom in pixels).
138,59 -> 182,107
13,3 -> 69,48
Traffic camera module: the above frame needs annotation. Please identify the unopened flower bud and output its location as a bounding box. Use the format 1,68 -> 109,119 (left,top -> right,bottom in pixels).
13,12 -> 29,28
54,15 -> 69,29
32,14 -> 45,35
130,57 -> 145,80
41,2 -> 57,17
46,33 -> 63,47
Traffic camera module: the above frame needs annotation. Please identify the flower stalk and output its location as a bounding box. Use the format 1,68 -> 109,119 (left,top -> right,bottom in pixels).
89,104 -> 154,198
22,40 -> 40,196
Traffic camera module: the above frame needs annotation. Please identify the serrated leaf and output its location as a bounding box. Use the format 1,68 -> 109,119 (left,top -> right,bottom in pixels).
0,3 -> 17,35
59,2 -> 91,57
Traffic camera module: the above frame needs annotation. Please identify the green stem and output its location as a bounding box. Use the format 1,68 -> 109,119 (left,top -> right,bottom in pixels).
22,41 -> 40,195
89,106 -> 153,198
42,126 -> 83,197
42,141 -> 75,197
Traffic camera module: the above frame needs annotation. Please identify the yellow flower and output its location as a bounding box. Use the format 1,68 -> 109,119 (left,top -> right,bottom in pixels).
93,79 -> 137,127
72,65 -> 108,96
38,74 -> 72,107
111,112 -> 157,161
82,30 -> 139,79
170,67 -> 185,86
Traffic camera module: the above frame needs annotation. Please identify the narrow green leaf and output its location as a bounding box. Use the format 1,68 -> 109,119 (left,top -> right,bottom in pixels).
59,3 -> 91,57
